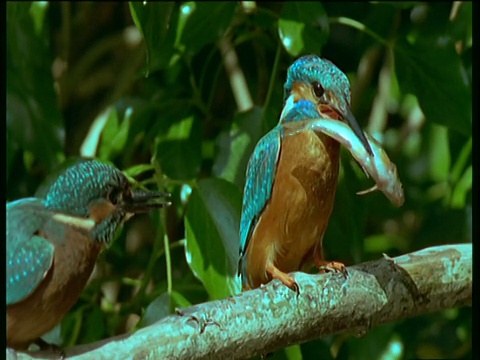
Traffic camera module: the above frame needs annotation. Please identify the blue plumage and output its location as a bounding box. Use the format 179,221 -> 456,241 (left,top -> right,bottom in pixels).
283,55 -> 351,105
238,55 -> 372,290
282,99 -> 321,124
6,199 -> 54,305
238,128 -> 282,273
238,99 -> 324,277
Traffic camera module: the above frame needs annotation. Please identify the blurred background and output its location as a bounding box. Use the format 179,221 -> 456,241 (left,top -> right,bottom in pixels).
6,2 -> 472,359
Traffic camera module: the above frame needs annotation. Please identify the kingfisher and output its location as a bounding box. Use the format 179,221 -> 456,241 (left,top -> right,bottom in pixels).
6,159 -> 170,350
238,55 -> 373,292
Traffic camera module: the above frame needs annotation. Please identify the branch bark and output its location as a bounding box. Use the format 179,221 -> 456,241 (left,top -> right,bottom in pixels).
8,244 -> 472,360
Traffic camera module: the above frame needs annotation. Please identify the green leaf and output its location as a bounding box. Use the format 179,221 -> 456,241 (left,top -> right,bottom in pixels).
447,2 -> 472,49
278,2 -> 328,56
129,2 -> 175,75
98,106 -> 130,161
123,163 -> 155,178
7,2 -> 64,168
427,124 -> 450,182
450,165 -> 472,209
155,115 -> 202,180
284,345 -> 303,360
139,292 -> 171,328
170,290 -> 192,309
394,38 -> 471,136
176,2 -> 237,56
29,1 -> 49,35
450,137 -> 471,184
77,307 -> 106,344
184,178 -> 242,300
213,106 -> 264,189
364,233 -> 408,254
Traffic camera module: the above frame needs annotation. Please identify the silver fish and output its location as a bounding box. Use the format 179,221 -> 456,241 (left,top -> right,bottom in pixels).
284,119 -> 404,207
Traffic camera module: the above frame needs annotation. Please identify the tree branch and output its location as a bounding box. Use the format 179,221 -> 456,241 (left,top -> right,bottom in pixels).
9,244 -> 472,360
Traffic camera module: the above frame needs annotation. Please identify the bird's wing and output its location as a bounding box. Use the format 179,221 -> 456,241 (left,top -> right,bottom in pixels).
6,198 -> 54,305
238,127 -> 282,272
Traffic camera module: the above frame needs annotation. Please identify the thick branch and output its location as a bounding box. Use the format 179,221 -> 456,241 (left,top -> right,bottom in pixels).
9,244 -> 472,360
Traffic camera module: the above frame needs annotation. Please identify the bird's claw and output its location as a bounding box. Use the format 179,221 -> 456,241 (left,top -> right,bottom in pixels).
176,309 -> 222,334
266,264 -> 301,295
290,281 -> 300,296
318,261 -> 348,279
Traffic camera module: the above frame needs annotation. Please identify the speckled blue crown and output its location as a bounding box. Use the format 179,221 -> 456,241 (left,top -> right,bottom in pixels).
45,160 -> 126,216
283,55 -> 351,104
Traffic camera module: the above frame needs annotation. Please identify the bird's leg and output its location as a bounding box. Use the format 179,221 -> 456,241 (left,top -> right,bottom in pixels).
266,263 -> 299,294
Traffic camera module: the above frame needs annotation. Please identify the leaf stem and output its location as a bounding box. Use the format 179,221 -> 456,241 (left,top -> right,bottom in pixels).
164,234 -> 173,294
261,41 -> 282,126
329,17 -> 391,48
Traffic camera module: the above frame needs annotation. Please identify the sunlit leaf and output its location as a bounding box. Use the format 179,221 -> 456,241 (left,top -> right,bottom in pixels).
185,178 -> 242,300
450,137 -> 471,184
427,124 -> 450,183
364,233 -> 408,254
450,165 -> 471,209
155,115 -> 202,180
123,163 -> 155,178
283,345 -> 303,360
98,107 -> 132,161
176,2 -> 237,56
29,1 -> 49,35
278,2 -> 328,56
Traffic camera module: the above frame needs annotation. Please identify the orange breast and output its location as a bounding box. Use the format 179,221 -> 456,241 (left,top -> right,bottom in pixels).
244,129 -> 340,288
7,223 -> 103,350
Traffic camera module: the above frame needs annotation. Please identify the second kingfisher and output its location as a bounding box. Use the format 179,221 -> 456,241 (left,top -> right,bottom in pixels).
238,55 -> 373,292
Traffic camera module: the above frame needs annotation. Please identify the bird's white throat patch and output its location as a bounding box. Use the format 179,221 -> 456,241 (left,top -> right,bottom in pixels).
52,213 -> 96,230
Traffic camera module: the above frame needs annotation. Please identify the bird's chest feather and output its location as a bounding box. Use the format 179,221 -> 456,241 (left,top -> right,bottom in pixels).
260,129 -> 340,269
30,219 -> 104,318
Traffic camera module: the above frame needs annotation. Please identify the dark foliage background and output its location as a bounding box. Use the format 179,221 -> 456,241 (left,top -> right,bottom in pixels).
6,2 -> 472,359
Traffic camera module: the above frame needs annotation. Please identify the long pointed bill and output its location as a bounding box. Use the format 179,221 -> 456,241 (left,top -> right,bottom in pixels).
343,106 -> 374,157
122,189 -> 171,213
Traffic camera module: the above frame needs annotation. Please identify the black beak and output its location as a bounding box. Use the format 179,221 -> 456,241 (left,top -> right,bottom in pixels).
343,106 -> 374,157
122,190 -> 171,213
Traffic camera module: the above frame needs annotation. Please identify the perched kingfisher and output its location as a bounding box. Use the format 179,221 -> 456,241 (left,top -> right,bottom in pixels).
238,55 -> 373,292
6,160 -> 170,350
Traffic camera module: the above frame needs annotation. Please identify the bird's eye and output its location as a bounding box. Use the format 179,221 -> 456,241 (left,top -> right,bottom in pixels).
312,81 -> 324,98
107,187 -> 122,205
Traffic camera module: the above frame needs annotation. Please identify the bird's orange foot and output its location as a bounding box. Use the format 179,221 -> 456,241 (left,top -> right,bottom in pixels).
317,260 -> 348,278
266,264 -> 300,294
